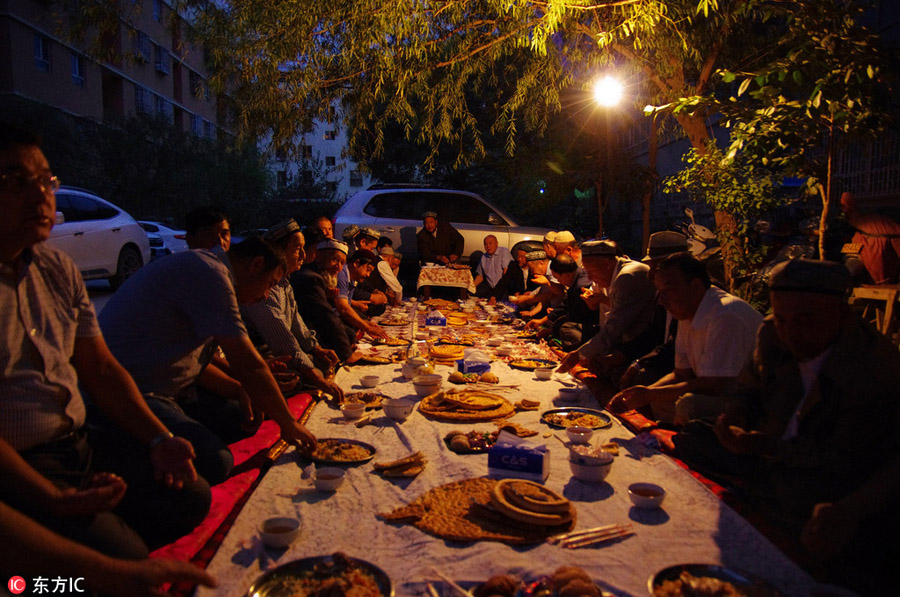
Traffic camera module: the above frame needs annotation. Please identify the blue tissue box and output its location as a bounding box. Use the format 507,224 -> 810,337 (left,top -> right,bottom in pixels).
488,443 -> 550,482
425,314 -> 446,326
456,359 -> 491,374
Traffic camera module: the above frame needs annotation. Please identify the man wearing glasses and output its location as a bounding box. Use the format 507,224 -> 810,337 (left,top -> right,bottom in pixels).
0,125 -> 211,558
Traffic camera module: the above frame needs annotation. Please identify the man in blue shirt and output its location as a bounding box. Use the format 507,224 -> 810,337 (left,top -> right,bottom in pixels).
473,234 -> 512,303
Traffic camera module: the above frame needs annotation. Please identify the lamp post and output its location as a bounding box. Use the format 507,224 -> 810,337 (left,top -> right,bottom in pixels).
592,75 -> 623,238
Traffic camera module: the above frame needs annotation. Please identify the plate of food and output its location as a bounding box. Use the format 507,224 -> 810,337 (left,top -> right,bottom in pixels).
541,408 -> 612,430
343,391 -> 388,409
509,358 -> 557,370
354,354 -> 394,365
378,318 -> 410,327
247,552 -> 392,596
649,564 -> 780,596
375,336 -> 411,346
307,438 -> 377,465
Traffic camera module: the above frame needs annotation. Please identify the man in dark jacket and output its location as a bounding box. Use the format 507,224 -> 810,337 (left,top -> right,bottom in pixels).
416,211 -> 464,265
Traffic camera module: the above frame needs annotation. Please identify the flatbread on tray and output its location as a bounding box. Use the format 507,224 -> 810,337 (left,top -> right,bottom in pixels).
418,390 -> 514,422
378,477 -> 575,545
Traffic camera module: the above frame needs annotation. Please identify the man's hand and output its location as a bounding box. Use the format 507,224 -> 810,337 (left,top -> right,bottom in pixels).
608,385 -> 654,412
99,557 -> 217,597
48,473 -> 127,517
318,377 -> 345,402
313,346 -> 340,370
532,275 -> 549,287
149,437 -> 198,490
273,371 -> 300,395
712,414 -> 769,455
437,255 -> 450,265
365,322 -> 390,340
279,421 -> 317,454
801,502 -> 858,560
618,360 -> 642,389
556,350 -> 583,374
351,299 -> 370,314
488,296 -> 497,305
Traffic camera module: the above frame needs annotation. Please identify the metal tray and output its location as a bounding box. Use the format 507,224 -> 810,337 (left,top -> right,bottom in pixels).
305,438 -> 377,465
648,563 -> 780,596
247,554 -> 393,596
508,358 -> 557,370
540,407 -> 612,430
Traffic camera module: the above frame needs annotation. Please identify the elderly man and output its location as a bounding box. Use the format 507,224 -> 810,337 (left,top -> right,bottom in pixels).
314,215 -> 334,239
99,236 -> 317,485
371,245 -> 404,305
680,259 -> 900,594
416,210 -> 464,265
185,206 -> 232,251
473,234 -> 513,303
608,252 -> 762,425
291,239 -> 357,361
542,231 -> 558,259
241,220 -> 343,401
557,240 -> 657,377
526,254 -> 593,349
500,246 -> 531,298
618,231 -> 690,389
0,125 -> 209,558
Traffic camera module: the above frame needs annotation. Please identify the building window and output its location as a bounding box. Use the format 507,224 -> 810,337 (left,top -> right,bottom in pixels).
349,169 -> 363,187
325,156 -> 336,167
204,120 -> 216,140
156,96 -> 174,123
189,70 -> 202,98
34,33 -> 50,73
153,0 -> 162,22
133,30 -> 151,63
154,44 -> 170,74
70,53 -> 85,86
190,113 -> 203,136
324,129 -> 337,140
135,85 -> 152,114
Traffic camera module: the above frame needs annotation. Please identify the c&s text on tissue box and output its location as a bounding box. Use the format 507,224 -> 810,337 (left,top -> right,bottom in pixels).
488,443 -> 549,483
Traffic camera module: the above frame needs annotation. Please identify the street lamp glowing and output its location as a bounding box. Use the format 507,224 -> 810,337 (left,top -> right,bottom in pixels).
593,75 -> 623,107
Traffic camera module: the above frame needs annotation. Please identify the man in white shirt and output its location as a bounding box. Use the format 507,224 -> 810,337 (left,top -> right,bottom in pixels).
376,245 -> 404,305
609,252 -> 762,425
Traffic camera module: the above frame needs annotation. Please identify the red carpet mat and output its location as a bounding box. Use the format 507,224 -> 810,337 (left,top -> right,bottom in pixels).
149,392 -> 313,594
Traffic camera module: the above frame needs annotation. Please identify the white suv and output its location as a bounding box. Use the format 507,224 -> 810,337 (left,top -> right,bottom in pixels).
47,187 -> 151,288
334,185 -> 550,262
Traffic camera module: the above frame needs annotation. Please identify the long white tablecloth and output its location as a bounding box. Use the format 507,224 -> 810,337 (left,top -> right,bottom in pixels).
198,357 -> 813,596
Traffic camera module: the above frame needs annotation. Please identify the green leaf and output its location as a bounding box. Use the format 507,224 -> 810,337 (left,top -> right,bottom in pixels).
738,78 -> 751,97
792,71 -> 803,85
721,70 -> 736,83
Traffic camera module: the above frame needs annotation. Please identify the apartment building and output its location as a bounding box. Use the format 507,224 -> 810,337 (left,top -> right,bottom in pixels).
0,0 -> 221,137
266,103 -> 372,202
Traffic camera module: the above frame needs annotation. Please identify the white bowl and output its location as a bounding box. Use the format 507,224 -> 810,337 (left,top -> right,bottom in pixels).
360,375 -> 380,388
569,445 -> 613,467
486,337 -> 502,347
413,374 -> 442,385
628,482 -> 666,509
495,345 -> 513,356
383,398 -> 415,421
535,367 -> 554,380
313,467 -> 345,491
413,382 -> 442,397
259,516 -> 301,548
557,387 -> 582,400
568,458 -> 612,483
504,334 -> 518,342
565,426 -> 593,444
340,403 -> 366,420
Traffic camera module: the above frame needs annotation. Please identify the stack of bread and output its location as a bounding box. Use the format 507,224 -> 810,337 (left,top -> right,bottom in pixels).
373,452 -> 426,478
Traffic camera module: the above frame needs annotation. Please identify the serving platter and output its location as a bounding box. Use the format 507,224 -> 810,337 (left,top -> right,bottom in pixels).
353,355 -> 394,365
343,391 -> 388,409
247,553 -> 393,596
508,358 -> 557,370
306,438 -> 377,466
540,407 -> 612,430
648,563 -> 780,596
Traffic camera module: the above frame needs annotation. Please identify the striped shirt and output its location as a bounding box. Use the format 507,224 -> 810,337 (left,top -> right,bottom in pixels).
0,244 -> 99,450
241,278 -> 318,370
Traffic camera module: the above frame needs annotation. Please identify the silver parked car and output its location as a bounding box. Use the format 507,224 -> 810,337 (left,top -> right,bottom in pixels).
333,185 -> 550,262
139,220 -> 189,258
47,187 -> 151,288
